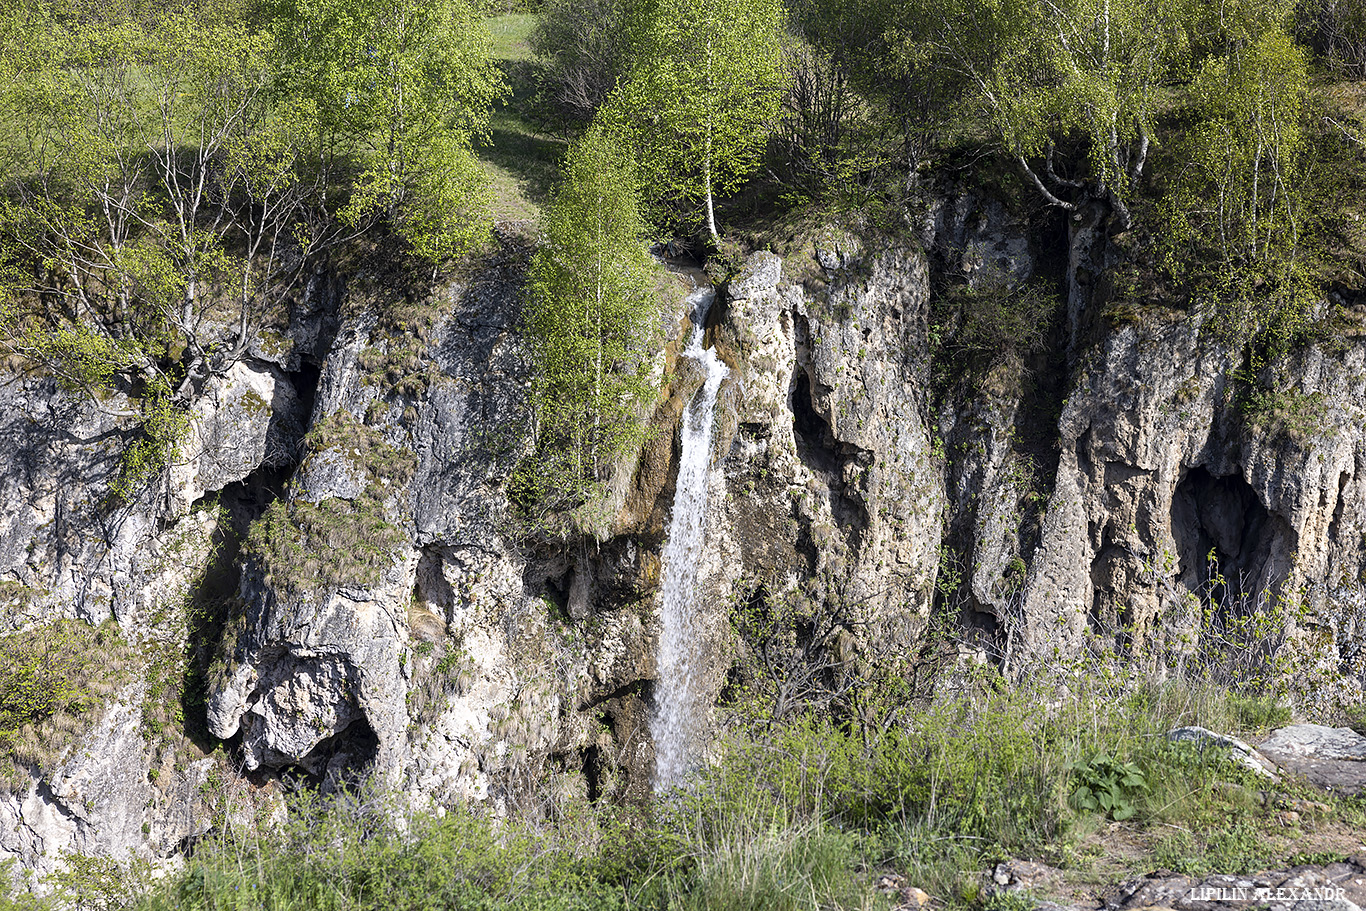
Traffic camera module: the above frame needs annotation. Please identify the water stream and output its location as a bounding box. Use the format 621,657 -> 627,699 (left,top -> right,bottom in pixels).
652,287 -> 728,792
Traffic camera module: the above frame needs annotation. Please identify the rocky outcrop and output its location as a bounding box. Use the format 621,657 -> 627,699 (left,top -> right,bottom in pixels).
206,240 -> 673,809
9,189 -> 1366,882
704,242 -> 944,663
1256,724 -> 1366,794
0,698 -> 149,880
0,292 -> 322,889
0,358 -> 308,631
1011,314 -> 1366,709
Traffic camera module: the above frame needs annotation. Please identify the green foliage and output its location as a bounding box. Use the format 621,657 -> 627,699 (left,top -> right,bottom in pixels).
519,129 -> 662,524
664,819 -> 874,911
45,853 -> 153,911
1177,553 -> 1304,696
265,0 -> 504,262
248,494 -> 408,597
0,619 -> 136,790
885,0 -> 1192,222
1069,754 -> 1148,820
0,0 -> 501,504
110,376 -> 191,503
131,777 -> 882,911
1159,24 -> 1314,297
929,273 -> 1058,378
0,318 -> 138,394
124,645 -> 1353,911
135,790 -> 626,911
529,0 -> 637,127
765,36 -> 902,213
1152,821 -> 1273,877
1240,383 -> 1328,440
1298,0 -> 1366,77
1230,693 -> 1293,730
604,0 -> 786,239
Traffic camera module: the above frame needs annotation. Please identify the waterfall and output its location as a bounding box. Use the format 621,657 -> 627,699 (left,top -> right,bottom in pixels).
652,288 -> 728,792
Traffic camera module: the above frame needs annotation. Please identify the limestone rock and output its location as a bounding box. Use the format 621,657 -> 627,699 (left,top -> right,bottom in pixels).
0,697 -> 152,890
1167,726 -> 1279,778
1260,724 -> 1366,761
726,251 -> 782,300
0,357 -> 304,630
1256,725 -> 1366,794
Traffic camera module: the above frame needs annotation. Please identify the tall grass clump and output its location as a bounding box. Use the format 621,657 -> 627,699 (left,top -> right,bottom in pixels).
134,786 -> 644,911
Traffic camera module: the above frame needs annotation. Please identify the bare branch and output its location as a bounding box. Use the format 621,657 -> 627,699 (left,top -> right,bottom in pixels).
1018,156 -> 1078,211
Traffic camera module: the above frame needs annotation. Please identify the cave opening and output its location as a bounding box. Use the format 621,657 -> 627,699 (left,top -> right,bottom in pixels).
180,361 -> 322,752
308,716 -> 381,793
791,370 -> 839,475
788,367 -> 871,544
1170,466 -> 1277,610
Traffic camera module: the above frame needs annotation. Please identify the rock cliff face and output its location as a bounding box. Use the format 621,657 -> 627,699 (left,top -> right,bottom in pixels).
5,200 -> 1366,883
1018,316 -> 1366,703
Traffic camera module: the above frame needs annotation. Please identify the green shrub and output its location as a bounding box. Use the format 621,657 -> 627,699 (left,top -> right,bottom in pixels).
929,272 -> 1058,383
136,788 -> 643,911
1069,755 -> 1148,821
44,853 -> 152,911
0,620 -> 137,790
667,822 -> 875,911
1152,821 -> 1272,877
110,376 -> 191,504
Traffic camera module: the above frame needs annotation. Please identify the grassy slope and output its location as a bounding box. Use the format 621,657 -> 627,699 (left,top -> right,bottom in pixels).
478,13 -> 566,225
30,666 -> 1362,911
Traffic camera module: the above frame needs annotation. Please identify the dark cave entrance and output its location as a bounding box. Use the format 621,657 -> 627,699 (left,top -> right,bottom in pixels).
788,366 -> 871,545
1170,467 -> 1280,609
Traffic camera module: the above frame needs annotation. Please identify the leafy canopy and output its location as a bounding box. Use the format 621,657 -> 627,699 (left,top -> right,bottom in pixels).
521,128 -> 662,524
0,0 -> 503,500
264,0 -> 505,261
886,0 -> 1196,223
605,0 -> 787,240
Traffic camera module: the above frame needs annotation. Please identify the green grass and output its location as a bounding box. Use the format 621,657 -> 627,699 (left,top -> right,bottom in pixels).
478,13 -> 568,224
0,619 -> 139,792
486,12 -> 536,61
18,649 -> 1356,911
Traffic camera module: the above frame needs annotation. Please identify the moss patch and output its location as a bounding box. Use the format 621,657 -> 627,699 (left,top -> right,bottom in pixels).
247,413 -> 416,599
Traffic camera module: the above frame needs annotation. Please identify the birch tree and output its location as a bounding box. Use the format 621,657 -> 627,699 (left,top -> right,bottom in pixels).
0,0 -> 503,498
264,0 -> 504,262
608,0 -> 786,242
890,0 -> 1192,229
524,128 -> 661,503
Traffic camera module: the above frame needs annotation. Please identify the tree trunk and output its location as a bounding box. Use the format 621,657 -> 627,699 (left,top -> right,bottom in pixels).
705,152 -> 717,244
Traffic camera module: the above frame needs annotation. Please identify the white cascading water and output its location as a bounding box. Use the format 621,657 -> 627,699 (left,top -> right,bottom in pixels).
652,288 -> 728,792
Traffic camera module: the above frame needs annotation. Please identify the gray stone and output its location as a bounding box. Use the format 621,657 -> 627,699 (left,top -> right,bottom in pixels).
1167,726 -> 1279,778
726,251 -> 782,300
1260,725 -> 1366,761
1256,725 -> 1366,794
